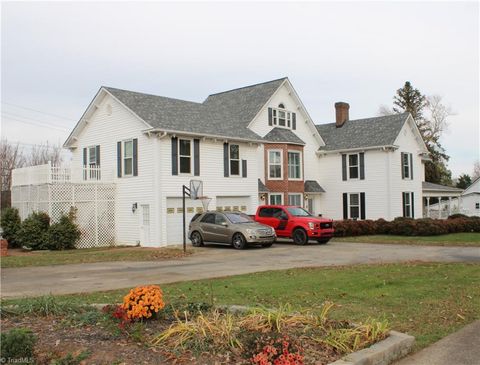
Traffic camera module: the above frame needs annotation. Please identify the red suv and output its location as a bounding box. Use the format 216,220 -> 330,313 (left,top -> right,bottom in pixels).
254,205 -> 334,245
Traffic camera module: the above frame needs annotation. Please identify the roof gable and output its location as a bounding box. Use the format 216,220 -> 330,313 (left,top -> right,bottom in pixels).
316,113 -> 409,152
463,176 -> 480,195
263,127 -> 305,145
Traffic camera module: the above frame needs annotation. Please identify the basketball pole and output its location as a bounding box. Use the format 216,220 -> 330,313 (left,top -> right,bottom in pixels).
182,185 -> 191,253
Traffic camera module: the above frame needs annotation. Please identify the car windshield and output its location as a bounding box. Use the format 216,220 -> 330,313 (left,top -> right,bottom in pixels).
224,212 -> 254,224
286,207 -> 312,217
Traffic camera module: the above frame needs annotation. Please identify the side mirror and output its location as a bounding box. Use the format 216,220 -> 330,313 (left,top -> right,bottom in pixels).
221,221 -> 228,227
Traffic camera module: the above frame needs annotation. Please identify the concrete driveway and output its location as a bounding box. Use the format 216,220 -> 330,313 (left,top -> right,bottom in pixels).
2,241 -> 479,298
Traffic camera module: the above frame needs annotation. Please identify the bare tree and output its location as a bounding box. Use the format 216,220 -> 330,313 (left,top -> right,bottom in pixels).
377,105 -> 394,116
24,142 -> 63,167
473,160 -> 480,181
423,95 -> 453,144
0,138 -> 26,191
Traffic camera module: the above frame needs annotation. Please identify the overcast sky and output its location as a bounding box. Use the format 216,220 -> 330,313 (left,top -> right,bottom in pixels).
1,1 -> 478,177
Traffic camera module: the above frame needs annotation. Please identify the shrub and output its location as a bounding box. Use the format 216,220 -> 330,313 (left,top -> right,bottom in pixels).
16,211 -> 50,249
0,207 -> 22,248
122,285 -> 165,320
48,214 -> 81,250
0,327 -> 36,364
447,213 -> 469,220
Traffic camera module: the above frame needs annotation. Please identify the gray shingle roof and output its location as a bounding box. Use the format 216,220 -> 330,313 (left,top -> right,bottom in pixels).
315,113 -> 410,151
422,182 -> 463,192
263,127 -> 305,145
258,179 -> 270,193
104,78 -> 287,141
304,180 -> 325,193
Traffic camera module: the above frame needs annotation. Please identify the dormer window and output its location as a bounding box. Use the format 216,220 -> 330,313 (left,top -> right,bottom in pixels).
268,106 -> 297,130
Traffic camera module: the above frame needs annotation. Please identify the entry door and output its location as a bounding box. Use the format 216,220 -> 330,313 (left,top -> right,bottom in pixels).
140,204 -> 150,245
307,198 -> 314,214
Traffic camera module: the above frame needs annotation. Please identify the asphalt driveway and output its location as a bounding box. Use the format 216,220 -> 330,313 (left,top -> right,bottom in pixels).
2,241 -> 479,298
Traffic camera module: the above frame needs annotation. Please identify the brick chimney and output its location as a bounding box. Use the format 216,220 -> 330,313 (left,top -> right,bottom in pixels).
335,102 -> 349,128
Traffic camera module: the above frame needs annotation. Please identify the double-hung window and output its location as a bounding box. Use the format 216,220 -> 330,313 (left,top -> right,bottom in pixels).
88,146 -> 97,166
269,150 -> 282,179
348,154 -> 359,179
402,152 -> 413,179
123,140 -> 133,176
271,104 -> 292,129
269,193 -> 283,205
230,144 -> 240,176
288,151 -> 301,179
349,193 -> 360,219
402,192 -> 414,218
179,139 -> 191,174
288,193 -> 302,206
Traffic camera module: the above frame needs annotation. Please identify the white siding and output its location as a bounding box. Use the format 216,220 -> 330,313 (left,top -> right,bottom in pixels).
71,94 -> 158,246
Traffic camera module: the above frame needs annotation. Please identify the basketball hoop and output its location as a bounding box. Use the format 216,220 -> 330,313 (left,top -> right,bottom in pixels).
198,196 -> 212,212
189,180 -> 203,200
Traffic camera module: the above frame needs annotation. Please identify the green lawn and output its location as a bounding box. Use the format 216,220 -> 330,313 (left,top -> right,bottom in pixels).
333,232 -> 480,246
1,246 -> 192,268
3,263 -> 479,350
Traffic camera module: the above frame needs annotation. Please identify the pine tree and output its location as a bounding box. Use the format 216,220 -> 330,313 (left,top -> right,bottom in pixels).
393,81 -> 427,121
456,174 -> 472,189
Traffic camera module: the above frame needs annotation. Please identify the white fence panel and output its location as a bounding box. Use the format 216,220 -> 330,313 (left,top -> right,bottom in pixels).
12,183 -> 115,248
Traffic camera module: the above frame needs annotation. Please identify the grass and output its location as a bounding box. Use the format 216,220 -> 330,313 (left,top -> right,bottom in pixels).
2,262 -> 478,351
332,232 -> 480,246
1,246 -> 192,268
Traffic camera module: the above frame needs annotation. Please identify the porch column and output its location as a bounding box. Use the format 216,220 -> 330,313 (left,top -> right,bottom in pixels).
438,197 -> 442,219
427,197 -> 430,218
448,197 -> 452,216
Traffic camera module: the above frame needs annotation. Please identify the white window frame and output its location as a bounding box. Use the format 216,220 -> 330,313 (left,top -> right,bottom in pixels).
229,144 -> 240,176
88,146 -> 98,166
403,192 -> 413,218
271,105 -> 292,130
123,139 -> 133,177
402,152 -> 412,179
178,138 -> 192,175
288,193 -> 302,206
288,150 -> 302,180
268,150 -> 283,180
348,153 -> 359,180
269,193 -> 283,205
348,193 -> 361,220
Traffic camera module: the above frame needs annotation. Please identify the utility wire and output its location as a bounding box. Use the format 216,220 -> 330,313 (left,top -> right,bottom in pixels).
2,111 -> 70,129
1,101 -> 76,121
2,115 -> 69,131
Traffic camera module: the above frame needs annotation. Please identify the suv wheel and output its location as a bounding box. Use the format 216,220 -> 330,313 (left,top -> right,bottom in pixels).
190,231 -> 204,247
292,228 -> 308,245
232,233 -> 247,249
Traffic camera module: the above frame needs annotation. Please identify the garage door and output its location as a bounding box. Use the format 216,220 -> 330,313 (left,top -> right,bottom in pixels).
166,198 -> 204,244
215,196 -> 251,214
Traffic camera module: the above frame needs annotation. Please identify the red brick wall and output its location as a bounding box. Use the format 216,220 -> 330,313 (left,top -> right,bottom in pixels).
264,143 -> 304,203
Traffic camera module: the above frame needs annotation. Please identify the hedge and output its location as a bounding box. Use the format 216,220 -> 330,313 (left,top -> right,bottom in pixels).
333,216 -> 480,237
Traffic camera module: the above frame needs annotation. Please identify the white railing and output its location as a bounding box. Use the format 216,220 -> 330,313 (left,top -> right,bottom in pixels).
12,162 -> 114,187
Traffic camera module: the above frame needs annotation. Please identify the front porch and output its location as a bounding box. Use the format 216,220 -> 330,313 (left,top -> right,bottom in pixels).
422,182 -> 463,219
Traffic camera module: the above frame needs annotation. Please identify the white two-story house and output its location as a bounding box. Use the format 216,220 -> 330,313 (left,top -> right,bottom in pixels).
12,77 -> 440,247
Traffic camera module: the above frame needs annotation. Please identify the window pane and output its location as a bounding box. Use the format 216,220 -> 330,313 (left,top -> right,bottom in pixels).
270,151 -> 280,163
405,193 -> 410,204
230,160 -> 240,175
350,194 -> 359,206
350,206 -> 360,219
215,214 -> 226,225
201,213 -> 215,224
270,195 -> 282,205
288,194 -> 301,206
230,144 -> 239,159
349,154 -> 358,166
89,147 -> 96,164
180,156 -> 191,173
124,141 -> 133,158
270,165 -> 281,178
124,158 -> 133,175
404,165 -> 410,178
179,140 -> 191,156
349,166 -> 359,179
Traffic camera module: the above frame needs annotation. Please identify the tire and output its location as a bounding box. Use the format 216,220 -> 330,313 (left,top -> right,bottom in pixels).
190,231 -> 204,247
292,228 -> 309,245
317,238 -> 331,244
232,233 -> 247,250
261,242 -> 273,248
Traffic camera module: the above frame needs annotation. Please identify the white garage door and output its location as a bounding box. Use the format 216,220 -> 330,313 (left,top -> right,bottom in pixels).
166,198 -> 204,244
215,196 -> 251,214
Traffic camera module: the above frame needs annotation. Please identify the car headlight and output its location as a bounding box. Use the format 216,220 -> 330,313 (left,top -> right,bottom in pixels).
308,222 -> 315,230
245,228 -> 255,235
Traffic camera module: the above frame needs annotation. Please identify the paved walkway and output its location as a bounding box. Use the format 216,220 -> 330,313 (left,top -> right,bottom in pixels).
396,320 -> 480,365
1,241 -> 479,298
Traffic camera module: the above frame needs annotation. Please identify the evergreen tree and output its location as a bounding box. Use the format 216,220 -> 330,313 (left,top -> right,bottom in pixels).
456,174 -> 472,189
390,81 -> 452,185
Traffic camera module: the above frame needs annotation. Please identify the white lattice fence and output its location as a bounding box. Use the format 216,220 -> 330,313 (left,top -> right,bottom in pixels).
12,183 -> 115,248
